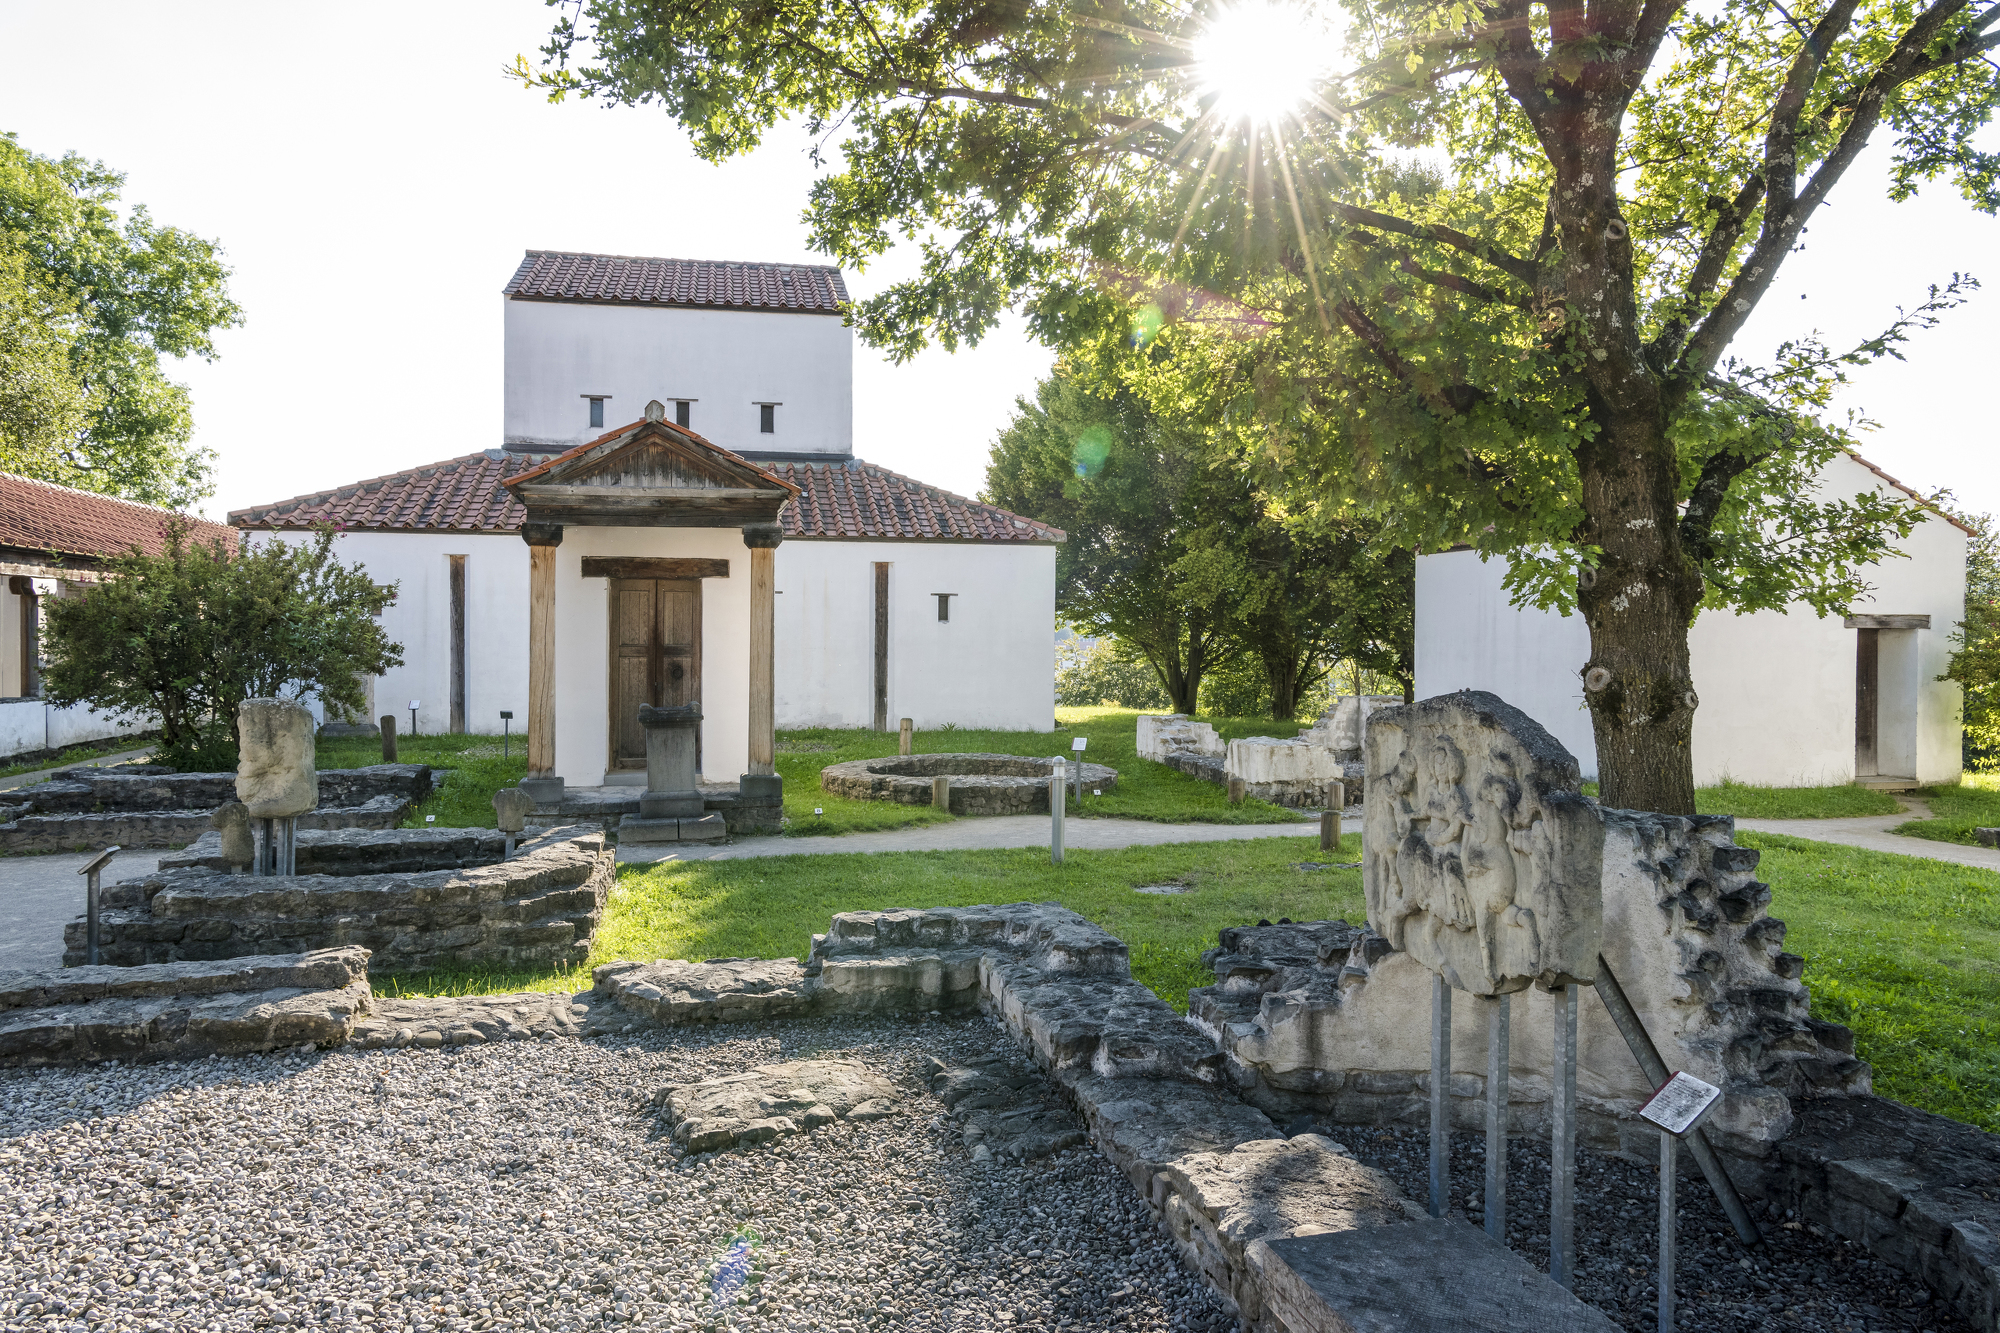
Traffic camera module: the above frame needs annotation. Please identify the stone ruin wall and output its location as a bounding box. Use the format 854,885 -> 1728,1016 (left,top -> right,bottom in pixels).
1193,808 -> 1868,1158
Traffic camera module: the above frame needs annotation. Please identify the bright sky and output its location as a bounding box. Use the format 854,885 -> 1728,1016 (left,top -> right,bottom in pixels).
1,0 -> 1995,523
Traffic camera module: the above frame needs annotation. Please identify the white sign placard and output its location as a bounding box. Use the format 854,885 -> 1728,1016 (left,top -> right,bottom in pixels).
1638,1071 -> 1722,1137
1071,737 -> 1088,752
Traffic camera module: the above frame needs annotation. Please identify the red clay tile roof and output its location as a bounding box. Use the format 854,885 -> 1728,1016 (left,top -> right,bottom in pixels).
230,452 -> 528,534
504,250 -> 849,314
767,459 -> 1064,543
232,453 -> 1064,544
1846,450 -> 1974,535
502,418 -> 799,497
0,472 -> 237,562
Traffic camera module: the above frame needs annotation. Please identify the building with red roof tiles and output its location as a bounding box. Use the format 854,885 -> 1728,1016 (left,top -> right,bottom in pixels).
1415,450 -> 1968,788
235,252 -> 1063,806
0,472 -> 231,756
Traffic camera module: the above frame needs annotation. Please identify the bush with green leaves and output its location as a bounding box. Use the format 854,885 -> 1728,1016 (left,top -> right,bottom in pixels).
1054,634 -> 1171,710
40,525 -> 402,769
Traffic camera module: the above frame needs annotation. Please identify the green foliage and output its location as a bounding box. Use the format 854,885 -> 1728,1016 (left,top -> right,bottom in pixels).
316,731 -> 530,830
39,526 -> 402,760
537,0 -> 1996,809
774,706 -> 1305,836
1940,504 -> 2000,754
0,133 -> 242,508
1693,780 -> 1904,819
1055,633 -> 1171,710
1745,832 -> 2000,1132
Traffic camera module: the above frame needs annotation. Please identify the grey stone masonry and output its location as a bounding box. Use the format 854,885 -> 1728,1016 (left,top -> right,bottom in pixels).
161,825 -> 510,875
0,764 -> 434,851
63,825 -> 613,975
819,753 -> 1119,815
593,957 -> 820,1024
351,989 -> 624,1049
0,947 -> 371,1067
654,1057 -> 902,1153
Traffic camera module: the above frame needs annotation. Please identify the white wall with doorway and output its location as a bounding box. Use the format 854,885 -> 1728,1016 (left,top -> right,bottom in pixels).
774,540 -> 1057,733
1414,454 -> 1968,788
504,300 -> 853,456
549,526 -> 754,786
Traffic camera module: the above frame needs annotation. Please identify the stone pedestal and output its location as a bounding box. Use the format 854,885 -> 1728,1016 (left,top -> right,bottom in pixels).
621,703 -> 726,844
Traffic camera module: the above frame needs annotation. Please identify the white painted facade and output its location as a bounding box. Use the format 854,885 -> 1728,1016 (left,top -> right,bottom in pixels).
1415,452 -> 1968,786
504,300 -> 853,457
0,580 -> 149,759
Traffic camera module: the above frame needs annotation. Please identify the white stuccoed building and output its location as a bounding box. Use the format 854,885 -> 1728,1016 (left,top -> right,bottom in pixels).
234,251 -> 1061,812
1415,451 -> 1967,788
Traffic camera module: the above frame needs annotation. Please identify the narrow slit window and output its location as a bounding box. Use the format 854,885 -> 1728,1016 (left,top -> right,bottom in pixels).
935,593 -> 957,622
587,397 -> 605,428
676,400 -> 690,428
759,403 -> 775,434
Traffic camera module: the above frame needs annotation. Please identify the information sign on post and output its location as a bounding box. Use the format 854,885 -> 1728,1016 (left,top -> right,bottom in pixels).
1638,1071 -> 1724,1333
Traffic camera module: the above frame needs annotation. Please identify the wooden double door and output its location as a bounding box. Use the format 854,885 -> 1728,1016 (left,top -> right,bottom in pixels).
610,577 -> 701,771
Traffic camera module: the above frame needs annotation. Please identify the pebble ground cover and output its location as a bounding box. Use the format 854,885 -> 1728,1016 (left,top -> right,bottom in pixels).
0,1016 -> 1231,1333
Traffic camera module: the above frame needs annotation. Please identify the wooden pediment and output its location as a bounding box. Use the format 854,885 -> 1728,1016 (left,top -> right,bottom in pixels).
504,420 -> 798,529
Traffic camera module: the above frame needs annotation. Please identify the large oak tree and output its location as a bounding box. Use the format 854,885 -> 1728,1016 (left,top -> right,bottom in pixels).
528,0 -> 1997,810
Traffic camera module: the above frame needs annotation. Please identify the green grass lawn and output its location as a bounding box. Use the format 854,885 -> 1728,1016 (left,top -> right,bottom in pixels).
1744,831 -> 2000,1132
777,706 -> 1307,836
1891,773 -> 2000,845
1693,779 -> 1904,819
314,731 -> 528,829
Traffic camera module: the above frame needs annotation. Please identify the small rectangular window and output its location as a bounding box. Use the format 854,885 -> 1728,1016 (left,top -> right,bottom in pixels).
935,593 -> 956,622
676,400 -> 690,428
759,403 -> 775,434
588,398 -> 605,428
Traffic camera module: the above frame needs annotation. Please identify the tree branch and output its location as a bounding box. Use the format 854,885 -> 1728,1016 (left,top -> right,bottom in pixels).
1328,203 -> 1540,285
1647,172 -> 1766,374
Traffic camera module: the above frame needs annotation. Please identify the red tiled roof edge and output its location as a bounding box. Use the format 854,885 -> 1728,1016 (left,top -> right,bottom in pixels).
230,451 -> 529,534
768,458 -> 1065,544
0,472 -> 237,562
1845,450 -> 1974,536
503,250 -> 849,314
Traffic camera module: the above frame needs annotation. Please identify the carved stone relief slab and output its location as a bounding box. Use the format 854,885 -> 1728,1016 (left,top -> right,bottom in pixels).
1363,691 -> 1605,995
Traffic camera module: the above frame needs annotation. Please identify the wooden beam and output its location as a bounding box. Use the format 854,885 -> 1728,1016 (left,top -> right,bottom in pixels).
579,557 -> 730,581
527,541 -> 558,779
748,545 -> 775,775
873,562 -> 890,731
1843,614 -> 1930,630
449,554 -> 467,734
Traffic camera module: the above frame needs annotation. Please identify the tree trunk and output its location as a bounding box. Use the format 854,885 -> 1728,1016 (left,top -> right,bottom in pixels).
1265,654 -> 1301,720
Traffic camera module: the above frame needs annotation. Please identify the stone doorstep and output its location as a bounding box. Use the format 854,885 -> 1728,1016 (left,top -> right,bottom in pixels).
616,814 -> 728,844
0,948 -> 369,1010
1247,1218 -> 1621,1333
0,980 -> 371,1067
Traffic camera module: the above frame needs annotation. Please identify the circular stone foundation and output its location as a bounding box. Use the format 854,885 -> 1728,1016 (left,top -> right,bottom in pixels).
819,753 -> 1119,816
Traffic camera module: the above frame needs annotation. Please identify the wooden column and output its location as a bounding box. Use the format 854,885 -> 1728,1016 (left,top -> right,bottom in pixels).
743,524 -> 782,777
523,524 -> 563,790
873,561 -> 890,731
448,554 -> 467,734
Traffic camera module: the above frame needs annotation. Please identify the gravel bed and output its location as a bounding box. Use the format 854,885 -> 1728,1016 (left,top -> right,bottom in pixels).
0,1015 -> 1230,1333
1340,1121 -> 1972,1333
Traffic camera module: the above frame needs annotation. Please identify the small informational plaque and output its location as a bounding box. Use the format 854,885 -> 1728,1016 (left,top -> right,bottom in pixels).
1638,1071 -> 1722,1137
1071,737 -> 1089,752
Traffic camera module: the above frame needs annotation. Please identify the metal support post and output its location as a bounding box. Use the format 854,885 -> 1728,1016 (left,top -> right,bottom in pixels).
1485,991 -> 1510,1240
78,845 -> 118,966
1593,959 -> 1761,1246
504,833 -> 517,859
1551,983 -> 1579,1288
1659,1130 -> 1677,1333
1049,758 -> 1066,865
255,818 -> 274,877
277,816 -> 297,876
1429,974 -> 1451,1218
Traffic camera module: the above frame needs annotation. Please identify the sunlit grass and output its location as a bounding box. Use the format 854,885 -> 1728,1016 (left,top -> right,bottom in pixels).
313,731 -> 528,830
1693,779 -> 1903,820
1893,774 -> 2000,846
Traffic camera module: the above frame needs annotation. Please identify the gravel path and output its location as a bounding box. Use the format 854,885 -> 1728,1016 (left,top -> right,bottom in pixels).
0,1015 -> 1230,1333
1345,1122 -> 1970,1333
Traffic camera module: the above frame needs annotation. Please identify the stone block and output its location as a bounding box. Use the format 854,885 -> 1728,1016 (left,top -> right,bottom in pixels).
657,1058 -> 898,1152
1364,691 -> 1605,995
594,957 -> 817,1024
235,699 -> 318,817
1247,1217 -> 1621,1332
0,977 -> 371,1067
492,787 -> 536,834
817,950 -> 984,1013
1225,735 -> 1345,807
1137,714 -> 1224,762
617,813 -> 728,844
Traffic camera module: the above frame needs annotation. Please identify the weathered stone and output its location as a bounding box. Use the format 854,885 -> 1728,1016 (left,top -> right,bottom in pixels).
1304,694 -> 1402,759
925,1054 -> 1089,1160
351,989 -> 613,1048
1224,736 -> 1346,809
161,824 -> 509,876
819,754 -> 1117,815
1247,1217 -> 1621,1332
210,801 -> 255,869
235,698 -> 318,817
1136,714 -> 1224,762
0,947 -> 368,1010
810,902 -> 1131,980
1364,690 -> 1606,995
656,1057 -> 900,1152
593,957 -> 817,1024
492,787 -> 536,833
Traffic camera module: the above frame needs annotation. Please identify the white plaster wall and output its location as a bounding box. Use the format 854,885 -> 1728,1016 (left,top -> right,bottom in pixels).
550,527 -> 753,785
774,541 -> 1058,732
1415,454 -> 1968,786
245,530 -> 530,740
504,300 -> 853,456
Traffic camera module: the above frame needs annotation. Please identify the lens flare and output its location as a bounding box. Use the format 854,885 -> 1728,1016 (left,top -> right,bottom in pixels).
1193,2 -> 1336,125
1072,427 -> 1112,478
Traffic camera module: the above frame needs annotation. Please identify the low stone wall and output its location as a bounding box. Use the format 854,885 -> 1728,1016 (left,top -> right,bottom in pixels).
819,753 -> 1118,815
64,825 -> 614,974
162,825 -> 509,875
0,948 -> 372,1067
0,764 -> 434,851
524,782 -> 782,836
1137,714 -> 1224,763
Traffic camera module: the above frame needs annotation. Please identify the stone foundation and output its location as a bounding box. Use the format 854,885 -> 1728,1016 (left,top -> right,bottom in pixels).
819,753 -> 1119,815
64,825 -> 614,974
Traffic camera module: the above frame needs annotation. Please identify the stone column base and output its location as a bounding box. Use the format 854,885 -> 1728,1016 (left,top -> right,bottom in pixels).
519,775 -> 565,806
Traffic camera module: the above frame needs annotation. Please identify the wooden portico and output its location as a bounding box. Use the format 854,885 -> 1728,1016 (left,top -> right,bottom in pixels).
500,402 -> 798,806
